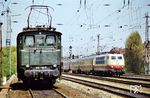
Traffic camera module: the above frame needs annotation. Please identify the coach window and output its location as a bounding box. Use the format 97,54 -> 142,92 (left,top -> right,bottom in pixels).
46,35 -> 56,46
25,35 -> 34,47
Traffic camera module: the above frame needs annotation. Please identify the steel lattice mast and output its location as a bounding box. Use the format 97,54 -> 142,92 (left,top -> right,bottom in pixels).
6,7 -> 12,76
0,23 -> 3,85
144,13 -> 150,75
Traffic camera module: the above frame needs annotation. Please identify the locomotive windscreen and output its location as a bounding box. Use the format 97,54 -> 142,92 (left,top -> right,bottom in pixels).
19,31 -> 61,66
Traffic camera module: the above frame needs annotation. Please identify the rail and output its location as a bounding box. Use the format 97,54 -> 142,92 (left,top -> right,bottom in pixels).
29,88 -> 68,98
53,88 -> 68,98
29,89 -> 34,98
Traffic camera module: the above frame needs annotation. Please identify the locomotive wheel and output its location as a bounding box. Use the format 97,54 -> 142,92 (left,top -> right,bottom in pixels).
77,69 -> 81,74
113,73 -> 120,77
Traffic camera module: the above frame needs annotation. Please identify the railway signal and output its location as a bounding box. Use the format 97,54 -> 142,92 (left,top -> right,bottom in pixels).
69,46 -> 72,59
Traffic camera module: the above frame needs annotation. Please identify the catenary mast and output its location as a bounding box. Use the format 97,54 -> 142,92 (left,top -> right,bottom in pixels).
144,13 -> 150,75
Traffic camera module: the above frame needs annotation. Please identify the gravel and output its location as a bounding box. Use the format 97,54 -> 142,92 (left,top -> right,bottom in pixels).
56,80 -> 122,98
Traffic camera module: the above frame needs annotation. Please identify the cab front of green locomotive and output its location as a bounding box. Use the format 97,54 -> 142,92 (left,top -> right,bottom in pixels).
17,31 -> 62,81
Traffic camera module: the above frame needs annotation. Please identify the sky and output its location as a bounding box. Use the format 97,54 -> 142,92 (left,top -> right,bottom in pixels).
0,0 -> 150,57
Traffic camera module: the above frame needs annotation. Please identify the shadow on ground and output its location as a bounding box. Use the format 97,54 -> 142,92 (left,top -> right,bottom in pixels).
10,81 -> 53,90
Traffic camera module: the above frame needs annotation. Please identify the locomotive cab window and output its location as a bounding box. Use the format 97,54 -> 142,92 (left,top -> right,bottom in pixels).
37,36 -> 45,46
24,35 -> 34,47
118,56 -> 122,60
46,35 -> 56,46
111,56 -> 116,60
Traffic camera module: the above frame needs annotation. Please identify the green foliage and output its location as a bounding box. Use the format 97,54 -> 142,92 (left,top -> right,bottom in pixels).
125,32 -> 144,74
2,46 -> 17,78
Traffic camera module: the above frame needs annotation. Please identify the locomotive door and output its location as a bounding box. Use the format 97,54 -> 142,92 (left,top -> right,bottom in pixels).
30,35 -> 49,65
24,35 -> 45,66
31,34 -> 58,66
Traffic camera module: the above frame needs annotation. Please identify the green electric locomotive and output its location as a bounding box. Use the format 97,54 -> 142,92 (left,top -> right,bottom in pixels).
17,5 -> 62,86
17,26 -> 62,86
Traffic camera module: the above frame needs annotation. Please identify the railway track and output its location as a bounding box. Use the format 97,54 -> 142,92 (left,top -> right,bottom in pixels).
1,75 -> 68,98
29,88 -> 67,98
64,73 -> 150,88
1,74 -> 94,98
62,74 -> 150,98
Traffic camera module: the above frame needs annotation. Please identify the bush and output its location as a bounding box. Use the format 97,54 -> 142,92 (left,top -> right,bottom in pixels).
2,46 -> 16,78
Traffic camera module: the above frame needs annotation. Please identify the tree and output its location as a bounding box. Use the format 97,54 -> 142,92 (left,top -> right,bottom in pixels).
125,32 -> 144,74
2,46 -> 16,78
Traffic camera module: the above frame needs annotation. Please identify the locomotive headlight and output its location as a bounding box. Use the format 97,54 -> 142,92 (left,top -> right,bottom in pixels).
26,64 -> 30,68
53,64 -> 57,68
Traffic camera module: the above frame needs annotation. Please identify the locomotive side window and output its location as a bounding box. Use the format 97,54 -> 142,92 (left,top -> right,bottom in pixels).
25,35 -> 34,47
46,35 -> 56,46
95,56 -> 105,64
